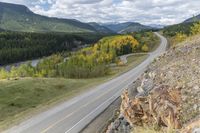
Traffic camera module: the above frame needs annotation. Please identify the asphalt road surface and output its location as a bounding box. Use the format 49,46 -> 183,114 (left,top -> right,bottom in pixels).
4,32 -> 168,133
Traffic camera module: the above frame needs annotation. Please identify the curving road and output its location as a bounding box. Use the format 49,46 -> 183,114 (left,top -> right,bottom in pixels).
4,32 -> 167,133
119,53 -> 148,64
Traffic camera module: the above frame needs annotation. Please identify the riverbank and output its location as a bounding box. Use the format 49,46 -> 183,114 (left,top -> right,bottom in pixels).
0,59 -> 40,71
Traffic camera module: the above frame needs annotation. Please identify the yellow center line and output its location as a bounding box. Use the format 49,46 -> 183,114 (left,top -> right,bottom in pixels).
40,112 -> 74,133
40,61 -> 141,133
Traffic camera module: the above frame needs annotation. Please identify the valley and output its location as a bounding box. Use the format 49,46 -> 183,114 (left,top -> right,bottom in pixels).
2,32 -> 166,133
0,30 -> 159,131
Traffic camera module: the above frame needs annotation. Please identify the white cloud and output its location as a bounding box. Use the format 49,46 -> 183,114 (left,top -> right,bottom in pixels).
1,0 -> 200,25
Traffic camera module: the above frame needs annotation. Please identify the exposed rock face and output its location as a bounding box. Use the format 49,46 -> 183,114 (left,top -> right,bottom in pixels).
117,35 -> 200,132
121,86 -> 182,129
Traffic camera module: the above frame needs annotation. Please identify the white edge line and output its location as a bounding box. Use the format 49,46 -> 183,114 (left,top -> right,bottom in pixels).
65,88 -> 123,133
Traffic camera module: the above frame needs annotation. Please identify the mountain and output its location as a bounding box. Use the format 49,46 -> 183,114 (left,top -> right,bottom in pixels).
88,22 -> 115,34
184,14 -> 200,23
0,2 -> 153,34
0,2 -> 97,33
102,22 -> 133,33
148,24 -> 165,29
163,23 -> 193,36
103,22 -> 152,33
119,23 -> 152,33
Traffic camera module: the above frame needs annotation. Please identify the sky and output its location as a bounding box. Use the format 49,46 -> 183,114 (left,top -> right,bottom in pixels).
0,0 -> 200,25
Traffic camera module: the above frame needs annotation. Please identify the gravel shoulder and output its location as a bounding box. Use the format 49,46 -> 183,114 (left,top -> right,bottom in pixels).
81,98 -> 121,133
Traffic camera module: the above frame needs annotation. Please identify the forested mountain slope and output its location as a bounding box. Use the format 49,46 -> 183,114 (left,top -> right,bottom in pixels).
184,14 -> 200,23
0,32 -> 103,65
88,22 -> 115,34
0,2 -> 97,33
103,22 -> 152,33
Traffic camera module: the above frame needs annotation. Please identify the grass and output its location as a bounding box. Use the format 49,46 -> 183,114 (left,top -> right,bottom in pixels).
150,36 -> 161,52
0,54 -> 148,131
0,77 -> 110,130
127,54 -> 148,65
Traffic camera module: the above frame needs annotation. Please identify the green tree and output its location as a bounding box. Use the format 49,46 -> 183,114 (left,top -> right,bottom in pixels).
10,67 -> 19,78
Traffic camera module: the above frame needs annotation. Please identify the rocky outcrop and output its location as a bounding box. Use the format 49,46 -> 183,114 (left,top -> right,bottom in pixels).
106,35 -> 200,133
121,86 -> 182,129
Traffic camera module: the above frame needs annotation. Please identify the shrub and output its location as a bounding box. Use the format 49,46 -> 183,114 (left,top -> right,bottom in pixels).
191,21 -> 200,35
142,44 -> 149,52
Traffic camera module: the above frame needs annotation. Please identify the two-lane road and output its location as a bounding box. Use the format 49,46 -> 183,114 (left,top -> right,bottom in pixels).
5,32 -> 167,133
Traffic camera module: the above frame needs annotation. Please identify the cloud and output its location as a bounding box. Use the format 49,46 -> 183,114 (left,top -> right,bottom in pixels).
1,0 -> 200,25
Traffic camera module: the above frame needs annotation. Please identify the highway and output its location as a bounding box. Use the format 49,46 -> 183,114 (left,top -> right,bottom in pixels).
4,32 -> 168,133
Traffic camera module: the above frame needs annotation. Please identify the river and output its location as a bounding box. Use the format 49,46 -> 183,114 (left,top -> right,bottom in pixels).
1,59 -> 40,71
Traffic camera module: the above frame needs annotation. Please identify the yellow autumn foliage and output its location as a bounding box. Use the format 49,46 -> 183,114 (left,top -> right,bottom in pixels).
191,21 -> 200,35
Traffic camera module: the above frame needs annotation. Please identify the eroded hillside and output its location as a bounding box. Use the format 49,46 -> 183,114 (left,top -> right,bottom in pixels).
106,35 -> 200,133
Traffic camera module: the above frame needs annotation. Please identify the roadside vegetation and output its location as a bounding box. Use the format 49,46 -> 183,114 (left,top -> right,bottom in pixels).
132,31 -> 160,51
